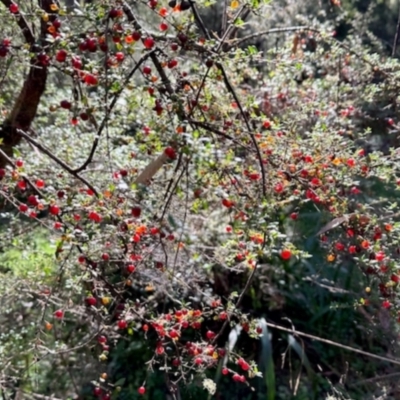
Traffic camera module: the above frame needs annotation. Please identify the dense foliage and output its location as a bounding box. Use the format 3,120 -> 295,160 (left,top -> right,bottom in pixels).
2,0 -> 400,399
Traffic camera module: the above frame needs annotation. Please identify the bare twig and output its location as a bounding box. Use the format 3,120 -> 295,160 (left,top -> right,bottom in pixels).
266,320 -> 400,367
226,26 -> 319,51
211,264 -> 258,344
16,129 -> 99,197
74,50 -> 156,173
0,0 -> 35,45
216,65 -> 267,196
393,4 -> 400,57
188,119 -> 252,149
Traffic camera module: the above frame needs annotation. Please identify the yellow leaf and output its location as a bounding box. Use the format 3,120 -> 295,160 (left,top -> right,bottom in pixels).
231,0 -> 239,8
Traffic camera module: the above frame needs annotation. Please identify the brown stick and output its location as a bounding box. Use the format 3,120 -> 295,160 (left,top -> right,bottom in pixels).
134,153 -> 169,185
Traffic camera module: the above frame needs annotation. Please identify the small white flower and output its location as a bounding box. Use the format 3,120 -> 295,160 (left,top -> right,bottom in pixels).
203,378 -> 216,395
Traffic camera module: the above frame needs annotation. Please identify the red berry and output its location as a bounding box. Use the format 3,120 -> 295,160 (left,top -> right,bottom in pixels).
349,245 -> 357,254
98,335 -> 107,344
160,22 -> 168,31
37,53 -> 50,66
391,274 -> 400,283
248,172 -> 260,181
222,367 -> 229,375
52,18 -> 61,29
233,373 -> 241,382
164,146 -> 176,159
126,264 -> 135,273
138,386 -> 146,395
84,73 -> 98,85
118,319 -> 128,329
56,49 -> 68,62
132,31 -> 141,41
86,296 -> 97,306
101,253 -> 110,261
143,66 -> 152,75
60,100 -> 72,110
36,179 -> 45,188
88,211 -> 102,222
19,204 -> 28,213
238,358 -> 250,371
54,222 -> 62,229
9,3 -> 19,13
382,300 -> 391,309
54,309 -> 64,319
49,205 -> 60,215
167,59 -> 178,68
149,0 -> 158,8
17,180 -> 26,190
335,242 -> 345,251
29,211 -> 37,218
71,56 -> 82,69
0,46 -> 8,57
375,251 -> 385,261
280,249 -> 291,260
206,330 -> 215,340
274,182 -> 284,193
219,311 -> 228,320
27,195 -> 39,206
169,329 -> 179,338
15,159 -> 23,167
172,358 -> 180,366
143,37 -> 155,49
222,199 -> 234,208
115,51 -> 125,62
109,8 -> 122,18
93,387 -> 102,396
290,212 -> 298,220
150,227 -> 159,235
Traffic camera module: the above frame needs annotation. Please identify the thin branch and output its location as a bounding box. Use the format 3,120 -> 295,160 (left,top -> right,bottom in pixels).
188,0 -> 211,41
16,129 -> 99,197
74,50 -> 156,173
188,119 -> 253,149
0,0 -> 35,45
219,5 -> 251,52
350,371 -> 400,386
393,4 -> 400,57
211,265 -> 258,345
226,26 -> 319,51
266,320 -> 400,367
216,64 -> 267,197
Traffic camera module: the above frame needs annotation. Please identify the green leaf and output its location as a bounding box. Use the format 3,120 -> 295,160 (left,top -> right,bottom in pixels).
259,319 -> 275,400
114,378 -> 126,387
